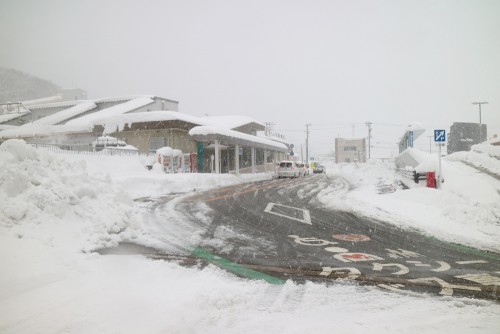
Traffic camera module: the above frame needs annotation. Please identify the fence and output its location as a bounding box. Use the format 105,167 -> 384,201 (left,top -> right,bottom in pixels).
29,143 -> 149,157
396,168 -> 427,184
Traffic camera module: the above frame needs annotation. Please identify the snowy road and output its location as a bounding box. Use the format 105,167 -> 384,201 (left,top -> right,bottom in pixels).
155,174 -> 500,300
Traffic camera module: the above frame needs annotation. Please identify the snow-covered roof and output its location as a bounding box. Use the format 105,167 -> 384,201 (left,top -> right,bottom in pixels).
100,110 -> 207,135
189,126 -> 288,152
22,95 -> 64,107
92,95 -> 155,104
0,111 -> 30,124
256,131 -> 288,145
0,124 -> 17,130
66,98 -> 155,127
202,115 -> 265,130
0,124 -> 93,140
33,102 -> 97,125
27,100 -> 83,110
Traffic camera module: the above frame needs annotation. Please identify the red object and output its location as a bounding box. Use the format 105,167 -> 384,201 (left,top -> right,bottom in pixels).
189,153 -> 198,173
426,172 -> 436,188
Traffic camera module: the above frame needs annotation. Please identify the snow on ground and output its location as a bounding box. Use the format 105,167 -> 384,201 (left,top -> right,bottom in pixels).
1,140 -> 500,334
318,152 -> 500,253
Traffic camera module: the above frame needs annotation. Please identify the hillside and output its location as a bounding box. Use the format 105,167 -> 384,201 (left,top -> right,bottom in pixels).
0,68 -> 60,103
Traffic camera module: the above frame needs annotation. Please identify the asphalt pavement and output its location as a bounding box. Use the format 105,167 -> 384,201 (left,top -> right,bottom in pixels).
178,174 -> 500,300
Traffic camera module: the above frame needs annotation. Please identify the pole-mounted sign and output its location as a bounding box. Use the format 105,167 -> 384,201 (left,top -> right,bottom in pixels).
433,130 -> 446,188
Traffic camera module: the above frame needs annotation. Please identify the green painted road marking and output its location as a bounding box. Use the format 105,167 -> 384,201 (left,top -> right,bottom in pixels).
423,235 -> 500,262
191,247 -> 285,285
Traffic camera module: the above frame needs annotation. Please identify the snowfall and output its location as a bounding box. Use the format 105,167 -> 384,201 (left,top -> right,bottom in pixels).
1,139 -> 499,334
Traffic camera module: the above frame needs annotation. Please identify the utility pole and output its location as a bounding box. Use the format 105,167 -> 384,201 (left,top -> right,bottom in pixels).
472,102 -> 488,143
305,123 -> 311,163
365,122 -> 372,159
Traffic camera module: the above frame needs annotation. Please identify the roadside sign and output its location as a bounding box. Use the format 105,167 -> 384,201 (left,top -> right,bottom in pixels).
409,131 -> 414,147
433,130 -> 446,189
434,130 -> 446,142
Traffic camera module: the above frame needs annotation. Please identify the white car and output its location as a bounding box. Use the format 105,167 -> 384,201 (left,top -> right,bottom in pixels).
277,161 -> 300,178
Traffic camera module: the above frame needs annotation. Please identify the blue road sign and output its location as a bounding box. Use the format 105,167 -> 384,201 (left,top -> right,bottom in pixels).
434,130 -> 446,142
409,131 -> 414,147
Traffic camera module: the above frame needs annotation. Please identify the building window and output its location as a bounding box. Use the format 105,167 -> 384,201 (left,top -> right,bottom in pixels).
344,146 -> 357,151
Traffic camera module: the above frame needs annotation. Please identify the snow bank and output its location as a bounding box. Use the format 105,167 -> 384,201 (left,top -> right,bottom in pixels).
0,139 -> 141,252
320,157 -> 500,253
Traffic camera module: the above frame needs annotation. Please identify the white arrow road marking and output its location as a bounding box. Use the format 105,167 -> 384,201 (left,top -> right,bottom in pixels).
372,263 -> 410,275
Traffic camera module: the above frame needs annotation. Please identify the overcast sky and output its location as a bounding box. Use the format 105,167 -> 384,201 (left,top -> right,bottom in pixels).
1,0 -> 499,157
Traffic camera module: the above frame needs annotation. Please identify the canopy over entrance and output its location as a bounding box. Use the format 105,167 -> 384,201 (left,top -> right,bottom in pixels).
189,126 -> 289,174
189,126 -> 288,152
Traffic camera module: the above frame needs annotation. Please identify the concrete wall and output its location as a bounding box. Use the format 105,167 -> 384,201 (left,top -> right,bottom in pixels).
335,138 -> 366,163
116,128 -> 197,154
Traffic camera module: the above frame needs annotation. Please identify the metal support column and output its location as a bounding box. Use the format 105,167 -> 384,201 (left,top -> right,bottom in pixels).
214,140 -> 220,174
235,144 -> 240,175
251,147 -> 256,173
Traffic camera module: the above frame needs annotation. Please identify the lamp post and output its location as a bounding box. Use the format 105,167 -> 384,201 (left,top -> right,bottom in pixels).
472,101 -> 488,143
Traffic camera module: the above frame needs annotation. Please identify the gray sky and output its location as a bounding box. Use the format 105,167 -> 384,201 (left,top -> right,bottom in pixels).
1,0 -> 499,157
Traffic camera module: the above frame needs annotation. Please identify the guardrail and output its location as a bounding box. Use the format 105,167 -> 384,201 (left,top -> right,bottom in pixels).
396,168 -> 426,184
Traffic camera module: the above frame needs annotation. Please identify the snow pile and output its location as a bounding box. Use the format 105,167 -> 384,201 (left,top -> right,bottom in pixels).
320,157 -> 500,253
0,139 -> 141,252
446,143 -> 500,177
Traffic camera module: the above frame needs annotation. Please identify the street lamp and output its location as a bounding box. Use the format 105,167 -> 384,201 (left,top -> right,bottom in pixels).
472,101 -> 488,142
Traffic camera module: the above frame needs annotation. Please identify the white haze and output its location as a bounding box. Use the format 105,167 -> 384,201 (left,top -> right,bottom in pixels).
1,0 -> 500,157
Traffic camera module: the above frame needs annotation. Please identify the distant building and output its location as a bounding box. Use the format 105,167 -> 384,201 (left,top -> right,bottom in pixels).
447,122 -> 487,154
59,88 -> 87,101
335,138 -> 366,163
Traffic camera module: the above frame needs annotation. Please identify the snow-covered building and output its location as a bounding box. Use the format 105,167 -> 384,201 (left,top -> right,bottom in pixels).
335,138 -> 366,163
447,122 -> 488,154
0,96 -> 289,174
0,95 -> 178,126
99,111 -> 289,174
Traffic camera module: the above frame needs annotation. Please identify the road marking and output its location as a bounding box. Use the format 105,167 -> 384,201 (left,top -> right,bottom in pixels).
406,261 -> 430,267
324,246 -> 349,253
372,263 -> 409,275
288,235 -> 337,246
386,248 -> 422,259
334,253 -> 384,263
378,284 -> 424,297
332,234 -> 370,242
456,274 -> 500,286
456,260 -> 488,265
264,203 -> 311,225
191,248 -> 285,285
409,277 -> 481,296
431,261 -> 451,272
320,267 -> 361,279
